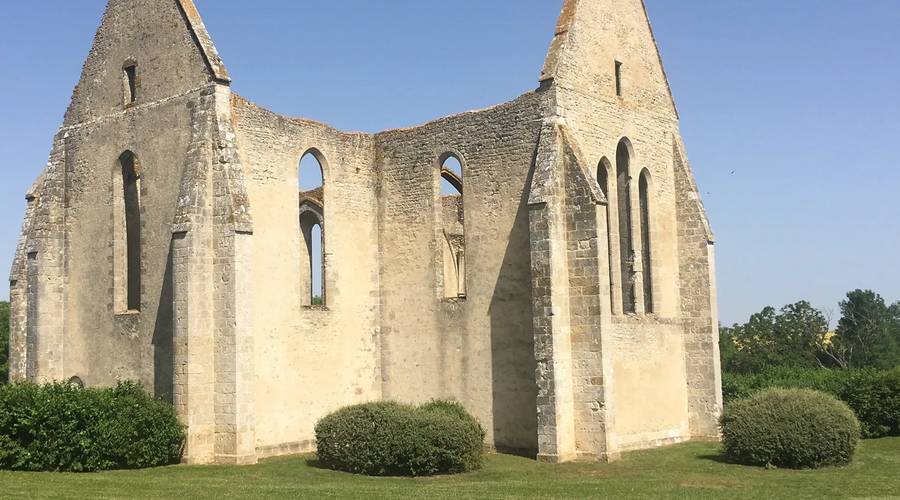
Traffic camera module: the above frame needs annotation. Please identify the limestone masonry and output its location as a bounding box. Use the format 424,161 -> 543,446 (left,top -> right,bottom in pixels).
9,0 -> 722,464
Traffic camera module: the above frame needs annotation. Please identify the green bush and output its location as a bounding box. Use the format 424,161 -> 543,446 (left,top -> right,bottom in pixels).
721,389 -> 860,469
315,400 -> 485,476
722,367 -> 846,402
722,367 -> 900,438
839,368 -> 900,438
0,381 -> 184,472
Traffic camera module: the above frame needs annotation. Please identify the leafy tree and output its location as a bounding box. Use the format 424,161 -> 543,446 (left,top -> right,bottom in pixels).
829,290 -> 900,369
0,301 -> 9,384
719,324 -> 740,371
722,306 -> 777,373
721,302 -> 830,373
774,301 -> 830,368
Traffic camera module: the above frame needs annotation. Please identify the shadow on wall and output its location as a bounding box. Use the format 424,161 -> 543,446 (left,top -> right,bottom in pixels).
152,241 -> 174,403
488,149 -> 539,458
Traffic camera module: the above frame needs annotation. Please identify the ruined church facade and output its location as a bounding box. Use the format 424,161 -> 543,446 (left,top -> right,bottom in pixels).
8,0 -> 722,464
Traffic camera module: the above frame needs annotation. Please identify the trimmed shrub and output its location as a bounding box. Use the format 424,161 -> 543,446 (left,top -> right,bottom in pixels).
721,389 -> 860,469
722,367 -> 900,438
417,400 -> 485,473
0,381 -> 184,472
315,400 -> 485,476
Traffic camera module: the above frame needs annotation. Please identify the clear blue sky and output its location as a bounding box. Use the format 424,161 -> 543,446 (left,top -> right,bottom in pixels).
1,1 -> 898,325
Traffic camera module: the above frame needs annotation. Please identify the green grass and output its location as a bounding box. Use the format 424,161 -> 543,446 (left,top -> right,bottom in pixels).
2,439 -> 900,499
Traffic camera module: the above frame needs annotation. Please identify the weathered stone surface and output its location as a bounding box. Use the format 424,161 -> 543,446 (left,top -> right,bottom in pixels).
9,0 -> 721,464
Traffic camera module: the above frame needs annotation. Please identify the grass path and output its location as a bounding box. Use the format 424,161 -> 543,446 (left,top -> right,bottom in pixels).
2,438 -> 899,499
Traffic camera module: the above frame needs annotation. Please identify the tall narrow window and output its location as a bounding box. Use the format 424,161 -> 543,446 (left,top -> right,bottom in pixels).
115,151 -> 142,312
440,154 -> 466,299
123,63 -> 137,106
598,158 -> 615,311
299,150 -> 325,307
616,139 -> 635,313
615,61 -> 623,97
307,223 -> 324,305
639,169 -> 653,314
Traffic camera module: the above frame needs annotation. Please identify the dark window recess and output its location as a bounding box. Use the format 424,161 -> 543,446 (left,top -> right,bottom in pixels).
120,152 -> 141,311
639,171 -> 653,313
615,61 -> 623,97
616,140 -> 635,313
124,65 -> 137,104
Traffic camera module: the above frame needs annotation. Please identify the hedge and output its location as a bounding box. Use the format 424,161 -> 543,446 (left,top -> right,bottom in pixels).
722,367 -> 900,438
721,389 -> 860,469
315,400 -> 485,477
0,381 -> 184,472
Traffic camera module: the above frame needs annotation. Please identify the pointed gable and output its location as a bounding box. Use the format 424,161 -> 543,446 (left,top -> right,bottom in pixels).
175,0 -> 230,83
540,0 -> 678,118
63,0 -> 230,126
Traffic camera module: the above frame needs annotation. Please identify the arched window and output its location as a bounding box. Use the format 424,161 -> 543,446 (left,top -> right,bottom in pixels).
597,157 -> 615,311
639,169 -> 653,314
114,151 -> 141,313
299,150 -> 325,306
440,154 -> 466,299
616,139 -> 635,314
441,156 -> 463,195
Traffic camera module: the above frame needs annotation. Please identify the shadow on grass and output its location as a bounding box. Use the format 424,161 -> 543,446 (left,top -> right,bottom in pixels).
302,456 -> 487,480
304,457 -> 328,471
697,453 -> 733,465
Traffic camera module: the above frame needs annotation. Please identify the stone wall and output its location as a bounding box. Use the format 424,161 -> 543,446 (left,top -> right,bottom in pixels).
231,96 -> 382,454
59,87 -> 197,392
8,0 -> 722,465
376,92 -> 544,454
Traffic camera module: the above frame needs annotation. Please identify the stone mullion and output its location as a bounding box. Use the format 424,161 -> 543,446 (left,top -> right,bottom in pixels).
630,173 -> 646,316
605,173 -> 624,316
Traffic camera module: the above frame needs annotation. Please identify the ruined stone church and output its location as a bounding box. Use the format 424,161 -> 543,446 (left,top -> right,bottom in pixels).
8,0 -> 722,465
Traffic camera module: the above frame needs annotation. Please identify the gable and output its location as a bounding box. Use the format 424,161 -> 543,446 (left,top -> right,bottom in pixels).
541,0 -> 678,118
63,0 -> 229,126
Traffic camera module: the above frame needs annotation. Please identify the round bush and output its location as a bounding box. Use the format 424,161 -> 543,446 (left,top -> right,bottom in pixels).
721,388 -> 860,469
0,381 -> 184,472
315,400 -> 485,476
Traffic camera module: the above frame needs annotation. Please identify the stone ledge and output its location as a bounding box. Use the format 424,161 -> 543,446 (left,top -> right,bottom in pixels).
256,440 -> 316,460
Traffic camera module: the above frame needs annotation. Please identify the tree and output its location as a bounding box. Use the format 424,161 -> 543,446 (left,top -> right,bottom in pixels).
722,306 -> 777,373
719,324 -> 740,371
830,290 -> 900,369
0,301 -> 9,384
773,301 -> 830,368
720,302 -> 830,373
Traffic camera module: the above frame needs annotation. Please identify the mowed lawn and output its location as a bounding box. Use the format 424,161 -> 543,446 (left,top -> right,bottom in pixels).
2,439 -> 899,499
